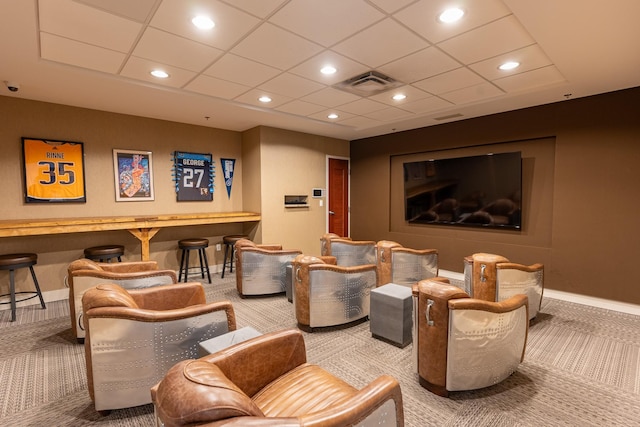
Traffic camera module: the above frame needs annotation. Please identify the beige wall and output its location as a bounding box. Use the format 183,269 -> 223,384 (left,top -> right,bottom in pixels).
350,87 -> 640,305
0,96 -> 248,295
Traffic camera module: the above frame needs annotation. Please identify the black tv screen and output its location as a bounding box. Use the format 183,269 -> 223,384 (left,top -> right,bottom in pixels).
403,152 -> 522,230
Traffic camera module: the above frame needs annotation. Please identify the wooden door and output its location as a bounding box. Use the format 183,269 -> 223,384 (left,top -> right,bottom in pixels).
328,158 -> 349,236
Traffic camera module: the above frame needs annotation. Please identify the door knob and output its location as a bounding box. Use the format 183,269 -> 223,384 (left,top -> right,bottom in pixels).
329,210 -> 335,215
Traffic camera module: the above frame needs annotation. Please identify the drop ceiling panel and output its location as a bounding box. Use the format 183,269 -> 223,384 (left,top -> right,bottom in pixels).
300,87 -> 360,108
234,89 -> 292,108
227,0 -> 288,19
368,0 -> 416,14
377,47 -> 461,84
40,33 -> 126,74
368,85 -> 431,106
120,57 -> 197,87
204,54 -> 281,87
289,51 -> 369,85
365,106 -> 415,121
185,74 -> 251,99
469,44 -> 552,81
258,73 -> 325,98
75,0 -> 158,22
494,65 -> 565,92
412,68 -> 484,95
308,109 -> 356,123
337,98 -> 388,115
397,96 -> 454,114
276,100 -> 326,116
439,82 -> 504,104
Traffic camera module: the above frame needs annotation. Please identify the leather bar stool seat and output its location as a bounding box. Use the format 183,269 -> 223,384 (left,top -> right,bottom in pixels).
84,245 -> 124,263
178,238 -> 211,283
221,234 -> 248,278
0,253 -> 46,322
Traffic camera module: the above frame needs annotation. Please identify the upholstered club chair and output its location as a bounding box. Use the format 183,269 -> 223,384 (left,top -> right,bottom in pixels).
320,232 -> 376,266
463,253 -> 544,319
376,240 -> 438,287
234,239 -> 302,297
151,329 -> 404,427
82,282 -> 236,413
412,278 -> 528,397
292,254 -> 377,331
67,258 -> 178,342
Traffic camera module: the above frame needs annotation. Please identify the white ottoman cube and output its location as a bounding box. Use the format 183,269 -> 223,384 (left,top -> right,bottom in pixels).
370,283 -> 413,347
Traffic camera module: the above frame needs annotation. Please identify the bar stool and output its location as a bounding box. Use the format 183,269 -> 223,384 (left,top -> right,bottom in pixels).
178,238 -> 211,283
221,234 -> 248,278
0,253 -> 46,322
84,245 -> 124,262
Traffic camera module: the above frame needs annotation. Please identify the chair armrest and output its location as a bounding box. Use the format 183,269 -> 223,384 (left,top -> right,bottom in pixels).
242,247 -> 301,256
97,260 -> 159,273
200,329 -> 307,398
128,282 -> 206,309
448,293 -> 528,314
255,244 -> 283,250
497,262 -> 543,272
392,247 -> 437,256
307,263 -> 377,274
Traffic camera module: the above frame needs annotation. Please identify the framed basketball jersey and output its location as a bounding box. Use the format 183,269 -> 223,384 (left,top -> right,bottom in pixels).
22,137 -> 86,203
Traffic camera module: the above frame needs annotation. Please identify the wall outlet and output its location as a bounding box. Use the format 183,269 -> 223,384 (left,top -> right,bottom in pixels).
216,243 -> 221,251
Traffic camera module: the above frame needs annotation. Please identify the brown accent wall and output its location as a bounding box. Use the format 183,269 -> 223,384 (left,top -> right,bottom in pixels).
351,87 -> 640,305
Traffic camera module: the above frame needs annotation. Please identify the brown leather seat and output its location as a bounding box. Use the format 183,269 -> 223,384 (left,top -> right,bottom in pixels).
83,245 -> 124,262
178,238 -> 211,283
221,234 -> 248,278
151,329 -> 404,426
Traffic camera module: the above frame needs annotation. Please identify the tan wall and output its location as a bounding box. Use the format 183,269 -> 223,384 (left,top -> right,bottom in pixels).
351,87 -> 640,305
0,96 -> 247,295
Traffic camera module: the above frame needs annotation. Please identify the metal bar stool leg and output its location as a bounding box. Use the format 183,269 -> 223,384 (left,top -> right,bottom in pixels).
28,265 -> 46,309
229,245 -> 235,273
9,269 -> 16,322
179,249 -> 187,282
201,248 -> 211,283
198,248 -> 205,280
221,244 -> 230,278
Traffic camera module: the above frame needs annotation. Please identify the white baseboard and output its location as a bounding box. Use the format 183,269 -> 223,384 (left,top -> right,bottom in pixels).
439,269 -> 639,316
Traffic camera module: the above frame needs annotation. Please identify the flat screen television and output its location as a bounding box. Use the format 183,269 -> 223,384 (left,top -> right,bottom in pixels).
403,152 -> 522,230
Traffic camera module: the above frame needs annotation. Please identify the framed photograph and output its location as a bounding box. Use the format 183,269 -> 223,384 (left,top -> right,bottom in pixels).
113,149 -> 154,201
173,151 -> 214,201
22,137 -> 86,203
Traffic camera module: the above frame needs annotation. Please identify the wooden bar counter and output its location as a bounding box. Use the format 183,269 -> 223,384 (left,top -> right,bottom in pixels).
0,212 -> 261,261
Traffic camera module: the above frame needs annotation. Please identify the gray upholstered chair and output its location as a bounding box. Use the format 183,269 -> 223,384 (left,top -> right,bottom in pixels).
151,329 -> 404,426
375,240 -> 438,287
82,282 -> 236,413
320,233 -> 376,266
463,253 -> 544,319
234,239 -> 302,297
412,278 -> 528,397
292,254 -> 377,331
66,258 -> 177,342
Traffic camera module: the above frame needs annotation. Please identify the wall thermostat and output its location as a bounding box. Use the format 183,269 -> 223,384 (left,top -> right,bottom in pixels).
312,188 -> 325,198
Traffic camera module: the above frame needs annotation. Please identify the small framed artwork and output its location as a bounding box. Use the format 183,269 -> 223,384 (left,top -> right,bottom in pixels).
173,151 -> 214,201
113,149 -> 154,201
22,137 -> 87,203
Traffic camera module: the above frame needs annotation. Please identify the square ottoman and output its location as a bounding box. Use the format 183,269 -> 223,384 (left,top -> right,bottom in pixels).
198,326 -> 262,357
370,283 -> 413,348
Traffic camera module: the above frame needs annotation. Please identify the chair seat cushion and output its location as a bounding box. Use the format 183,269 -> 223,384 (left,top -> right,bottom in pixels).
253,363 -> 357,418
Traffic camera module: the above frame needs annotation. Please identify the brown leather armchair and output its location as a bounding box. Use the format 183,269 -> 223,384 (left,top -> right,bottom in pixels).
151,329 -> 404,426
82,282 -> 236,413
320,233 -> 376,266
464,253 -> 544,319
376,240 -> 438,287
292,254 -> 377,331
67,258 -> 178,342
234,239 -> 302,297
412,278 -> 528,397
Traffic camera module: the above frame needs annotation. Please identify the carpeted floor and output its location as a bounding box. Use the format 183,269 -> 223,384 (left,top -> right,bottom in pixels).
0,275 -> 639,426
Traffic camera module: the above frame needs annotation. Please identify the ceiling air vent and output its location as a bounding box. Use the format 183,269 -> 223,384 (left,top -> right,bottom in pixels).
333,71 -> 403,97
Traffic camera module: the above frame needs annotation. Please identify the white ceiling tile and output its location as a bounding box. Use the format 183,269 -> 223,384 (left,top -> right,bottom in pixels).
439,82 -> 504,104
120,56 -> 197,88
368,0 -> 416,14
412,68 -> 484,94
394,0 -> 511,44
333,18 -> 426,68
469,44 -> 552,81
39,0 -> 141,52
231,23 -> 324,70
234,89 -> 292,108
40,33 -> 126,74
150,0 -> 260,50
75,0 -> 157,22
276,100 -> 326,116
204,54 -> 281,87
300,88 -> 361,108
222,0 -> 288,19
185,74 -> 251,99
289,50 -> 369,85
307,109 -> 356,123
337,99 -> 388,115
258,73 -> 324,98
493,65 -> 566,93
133,28 -> 223,72
368,85 -> 431,106
397,96 -> 453,114
337,115 -> 382,129
438,15 -> 535,65
378,47 -> 461,84
364,106 -> 415,121
270,0 -> 384,47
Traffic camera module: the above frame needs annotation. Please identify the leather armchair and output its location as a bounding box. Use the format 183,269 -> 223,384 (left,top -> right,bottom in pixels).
376,240 -> 438,287
67,258 -> 177,342
412,278 -> 528,397
151,329 -> 404,427
320,233 -> 376,266
234,239 -> 302,297
292,254 -> 377,331
463,253 -> 544,319
82,282 -> 236,413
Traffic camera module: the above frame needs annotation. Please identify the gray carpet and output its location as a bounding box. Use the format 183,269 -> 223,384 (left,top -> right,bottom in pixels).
0,275 -> 639,426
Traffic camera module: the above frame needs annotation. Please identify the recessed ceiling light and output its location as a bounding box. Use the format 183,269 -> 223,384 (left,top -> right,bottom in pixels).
392,93 -> 406,101
327,113 -> 339,119
499,61 -> 520,71
320,65 -> 337,75
150,69 -> 169,78
439,7 -> 464,23
258,96 -> 272,103
192,15 -> 215,30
